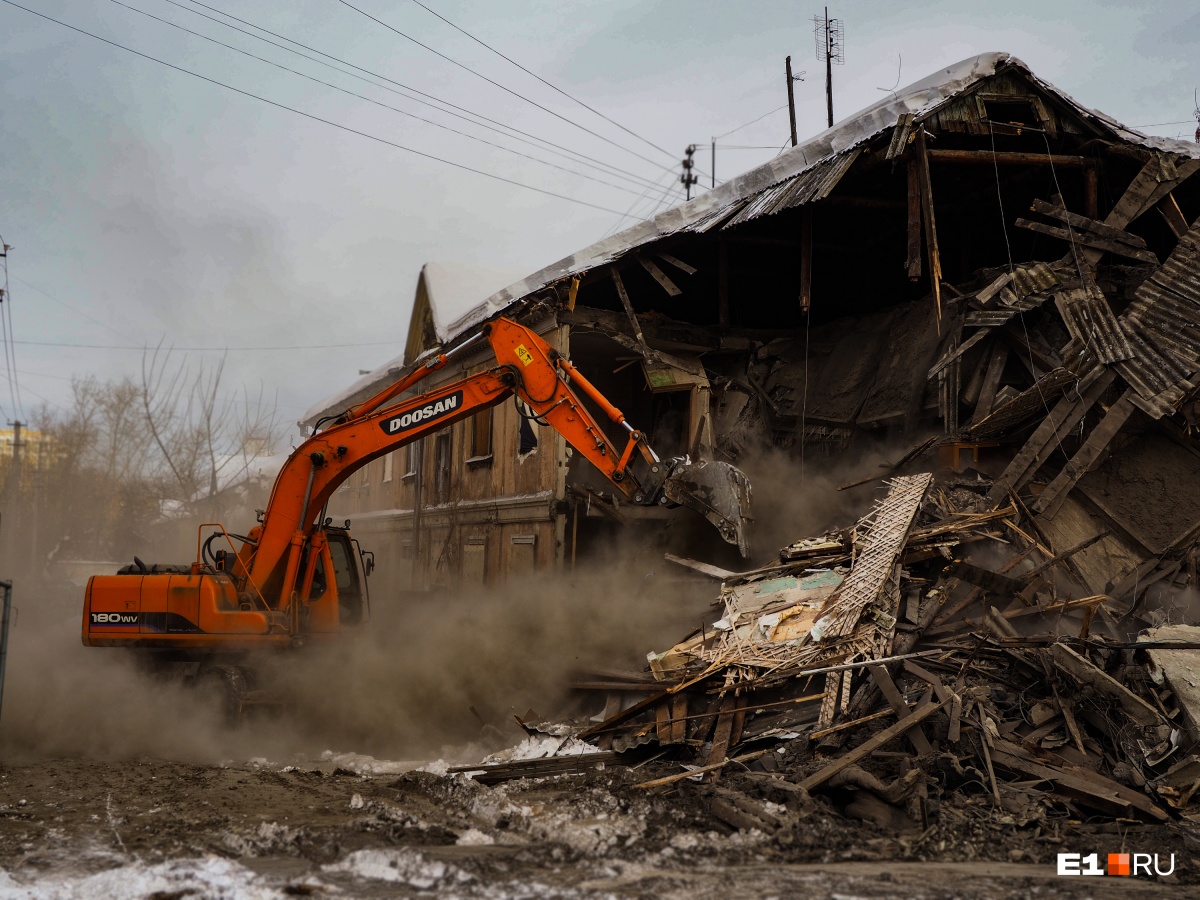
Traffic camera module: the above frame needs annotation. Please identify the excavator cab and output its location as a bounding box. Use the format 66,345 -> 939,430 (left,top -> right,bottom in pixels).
297,527 -> 369,633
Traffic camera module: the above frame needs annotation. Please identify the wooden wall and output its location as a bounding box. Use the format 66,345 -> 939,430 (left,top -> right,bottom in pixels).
328,318 -> 567,599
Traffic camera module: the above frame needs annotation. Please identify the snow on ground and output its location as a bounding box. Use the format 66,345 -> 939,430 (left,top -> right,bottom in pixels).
0,855 -> 284,900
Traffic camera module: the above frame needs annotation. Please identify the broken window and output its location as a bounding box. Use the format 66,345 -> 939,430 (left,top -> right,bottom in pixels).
433,433 -> 451,503
382,452 -> 393,483
517,403 -> 539,456
403,440 -> 419,480
467,408 -> 493,464
979,95 -> 1041,129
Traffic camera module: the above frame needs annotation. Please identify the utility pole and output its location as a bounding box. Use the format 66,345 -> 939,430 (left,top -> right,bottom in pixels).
813,7 -> 844,129
680,145 -> 698,201
786,56 -> 799,147
1194,90 -> 1199,144
4,422 -> 21,510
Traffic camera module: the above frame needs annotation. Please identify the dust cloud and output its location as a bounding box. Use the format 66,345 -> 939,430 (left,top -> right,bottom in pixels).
731,434 -> 940,560
0,432 -> 946,765
0,554 -> 711,765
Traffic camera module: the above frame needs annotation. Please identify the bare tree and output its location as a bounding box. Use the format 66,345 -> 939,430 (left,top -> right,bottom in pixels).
140,343 -> 281,503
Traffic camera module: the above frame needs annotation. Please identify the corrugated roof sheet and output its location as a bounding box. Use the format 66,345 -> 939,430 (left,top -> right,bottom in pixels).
1112,214 -> 1200,417
304,53 -> 1200,427
1055,287 -> 1134,364
721,148 -> 862,228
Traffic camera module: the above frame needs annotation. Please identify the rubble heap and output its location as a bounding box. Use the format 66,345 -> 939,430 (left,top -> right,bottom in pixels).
459,470 -> 1199,840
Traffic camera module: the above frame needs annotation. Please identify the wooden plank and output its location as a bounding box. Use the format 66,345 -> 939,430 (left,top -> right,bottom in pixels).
1048,644 -> 1164,729
635,749 -> 769,790
869,665 -> 934,755
637,255 -> 682,297
671,693 -> 688,744
906,157 -> 922,280
797,697 -> 946,792
886,112 -> 915,161
705,695 -> 738,771
968,344 -> 1008,427
986,367 -> 1114,503
1084,164 -> 1098,219
1032,389 -> 1138,518
916,129 -> 943,326
1014,219 -> 1159,263
662,553 -> 737,580
655,701 -> 672,743
610,268 -> 650,355
988,740 -> 1168,821
928,328 -> 988,378
1051,684 -> 1087,756
1030,198 -> 1149,248
1156,192 -> 1190,239
927,149 -> 1090,167
656,252 -> 697,275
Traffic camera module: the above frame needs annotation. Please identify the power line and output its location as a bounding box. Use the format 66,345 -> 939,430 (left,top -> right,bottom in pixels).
1,0 -> 636,217
335,0 -> 675,173
162,0 -> 667,196
163,0 -> 672,196
713,104 -> 788,140
12,275 -> 136,342
15,339 -> 402,351
109,0 -> 657,200
406,0 -> 675,160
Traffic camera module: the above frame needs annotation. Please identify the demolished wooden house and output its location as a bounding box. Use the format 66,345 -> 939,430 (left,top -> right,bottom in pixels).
307,51 -> 1200,618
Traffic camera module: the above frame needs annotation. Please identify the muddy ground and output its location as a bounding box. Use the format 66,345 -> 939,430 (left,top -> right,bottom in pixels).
2,579 -> 1198,897
1,748 -> 1196,898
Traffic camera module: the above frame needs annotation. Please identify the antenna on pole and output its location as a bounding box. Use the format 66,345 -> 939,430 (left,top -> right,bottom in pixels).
813,6 -> 844,129
680,145 -> 698,201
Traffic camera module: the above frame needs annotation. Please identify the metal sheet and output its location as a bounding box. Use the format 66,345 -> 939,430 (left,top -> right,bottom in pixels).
1054,287 -> 1134,364
720,148 -> 862,229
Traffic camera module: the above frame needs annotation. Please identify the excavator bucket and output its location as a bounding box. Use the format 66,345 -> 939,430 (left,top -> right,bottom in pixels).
661,459 -> 753,557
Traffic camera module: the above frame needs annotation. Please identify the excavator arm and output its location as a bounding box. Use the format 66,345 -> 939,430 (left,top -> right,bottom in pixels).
241,317 -> 751,609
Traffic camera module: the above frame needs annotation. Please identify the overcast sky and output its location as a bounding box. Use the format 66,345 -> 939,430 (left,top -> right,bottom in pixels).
1,0 -> 1197,441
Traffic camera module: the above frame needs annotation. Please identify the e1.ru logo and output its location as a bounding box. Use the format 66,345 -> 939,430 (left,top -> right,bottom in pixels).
1057,852 -> 1175,877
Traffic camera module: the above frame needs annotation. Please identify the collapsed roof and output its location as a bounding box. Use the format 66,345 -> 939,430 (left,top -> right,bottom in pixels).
304,51 -> 1200,427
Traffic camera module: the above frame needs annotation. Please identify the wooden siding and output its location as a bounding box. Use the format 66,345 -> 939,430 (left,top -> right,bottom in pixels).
329,319 -> 566,594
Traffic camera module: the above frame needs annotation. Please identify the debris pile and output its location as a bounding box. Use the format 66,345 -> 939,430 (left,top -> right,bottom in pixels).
453,144 -> 1200,844
460,464 -> 1200,837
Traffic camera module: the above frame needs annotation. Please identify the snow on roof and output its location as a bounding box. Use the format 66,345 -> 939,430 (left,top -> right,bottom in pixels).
421,261 -> 529,344
432,52 -> 1200,341
301,52 -> 1200,429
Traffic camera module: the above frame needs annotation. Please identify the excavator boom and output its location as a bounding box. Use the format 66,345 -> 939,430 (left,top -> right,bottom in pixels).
83,317 -> 753,655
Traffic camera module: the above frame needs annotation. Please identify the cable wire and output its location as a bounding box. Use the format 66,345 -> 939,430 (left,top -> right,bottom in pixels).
110,0 -> 658,200
713,104 -> 788,140
406,0 -> 676,160
164,0 -> 672,194
15,339 -> 403,351
336,0 -> 675,173
1,0 -> 636,217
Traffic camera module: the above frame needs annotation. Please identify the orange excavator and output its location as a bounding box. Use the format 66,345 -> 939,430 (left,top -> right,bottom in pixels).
82,317 -> 752,714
